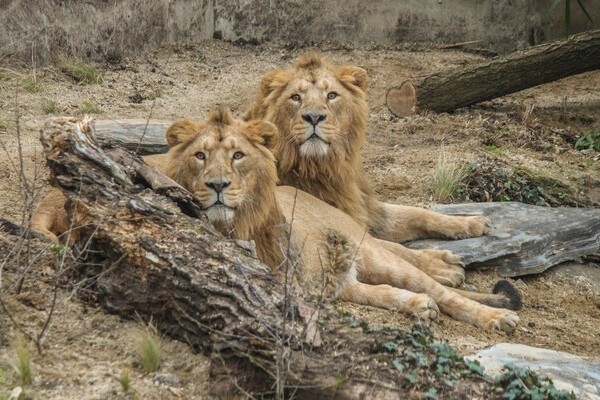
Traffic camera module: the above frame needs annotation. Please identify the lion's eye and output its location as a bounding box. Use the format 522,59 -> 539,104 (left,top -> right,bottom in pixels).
290,94 -> 301,102
327,92 -> 338,100
195,152 -> 205,160
232,151 -> 245,160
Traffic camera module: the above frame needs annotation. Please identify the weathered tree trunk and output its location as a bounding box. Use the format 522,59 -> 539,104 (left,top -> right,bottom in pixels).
386,29 -> 600,115
94,119 -> 170,155
40,117 -> 499,398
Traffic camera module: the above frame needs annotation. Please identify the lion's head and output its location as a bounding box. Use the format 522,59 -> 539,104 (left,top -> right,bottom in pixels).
246,53 -> 378,227
247,53 -> 369,180
164,106 -> 280,241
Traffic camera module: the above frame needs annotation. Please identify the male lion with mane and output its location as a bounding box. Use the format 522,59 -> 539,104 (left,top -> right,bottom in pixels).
245,54 -> 490,287
164,106 -> 520,331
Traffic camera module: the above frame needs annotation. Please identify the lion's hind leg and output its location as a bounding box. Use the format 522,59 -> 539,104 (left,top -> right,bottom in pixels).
376,239 -> 466,287
339,281 -> 439,323
360,250 -> 520,332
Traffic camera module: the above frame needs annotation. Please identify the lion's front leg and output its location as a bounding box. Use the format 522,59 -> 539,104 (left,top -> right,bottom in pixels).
373,201 -> 491,242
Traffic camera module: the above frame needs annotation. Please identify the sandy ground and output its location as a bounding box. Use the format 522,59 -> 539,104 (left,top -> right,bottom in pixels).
1,39 -> 599,398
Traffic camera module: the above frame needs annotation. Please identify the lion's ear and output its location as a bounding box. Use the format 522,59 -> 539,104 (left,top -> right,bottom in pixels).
245,120 -> 279,152
259,69 -> 292,98
166,119 -> 200,147
336,66 -> 368,91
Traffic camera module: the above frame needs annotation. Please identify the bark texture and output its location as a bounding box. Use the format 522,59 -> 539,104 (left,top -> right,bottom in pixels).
40,117 -> 500,398
387,29 -> 600,115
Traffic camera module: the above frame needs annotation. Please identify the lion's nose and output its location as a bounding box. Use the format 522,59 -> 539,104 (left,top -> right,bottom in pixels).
302,112 -> 326,126
205,180 -> 231,193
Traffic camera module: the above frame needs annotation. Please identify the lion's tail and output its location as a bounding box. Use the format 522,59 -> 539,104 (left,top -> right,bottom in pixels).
452,280 -> 523,310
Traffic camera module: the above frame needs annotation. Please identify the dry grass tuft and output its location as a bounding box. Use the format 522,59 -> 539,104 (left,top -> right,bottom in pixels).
433,149 -> 469,203
14,338 -> 33,385
135,321 -> 162,374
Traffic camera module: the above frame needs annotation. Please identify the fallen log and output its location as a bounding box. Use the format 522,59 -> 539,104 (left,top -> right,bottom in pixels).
40,117 -> 503,398
387,29 -> 600,115
94,119 -> 170,154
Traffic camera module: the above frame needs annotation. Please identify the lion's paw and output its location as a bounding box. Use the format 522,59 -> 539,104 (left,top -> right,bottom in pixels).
418,249 -> 465,287
448,215 -> 492,239
409,294 -> 439,322
484,310 -> 520,333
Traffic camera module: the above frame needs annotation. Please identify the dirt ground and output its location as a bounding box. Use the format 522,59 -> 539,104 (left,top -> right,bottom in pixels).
1,39 -> 599,399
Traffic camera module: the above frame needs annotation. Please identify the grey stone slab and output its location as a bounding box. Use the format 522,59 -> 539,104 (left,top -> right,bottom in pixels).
408,202 -> 600,277
467,343 -> 600,400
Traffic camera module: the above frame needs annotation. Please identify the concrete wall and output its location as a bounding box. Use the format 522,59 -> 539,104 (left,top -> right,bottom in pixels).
0,0 -> 597,65
213,0 -> 597,51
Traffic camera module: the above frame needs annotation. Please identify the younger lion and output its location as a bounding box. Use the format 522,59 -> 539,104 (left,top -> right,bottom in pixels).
245,54 -> 489,287
165,106 -> 520,331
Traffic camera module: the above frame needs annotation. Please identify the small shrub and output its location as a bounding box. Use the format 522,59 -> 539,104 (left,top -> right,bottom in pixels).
80,100 -> 101,114
484,145 -> 506,157
433,151 -> 468,202
58,55 -> 104,84
135,322 -> 162,373
494,364 -> 575,400
120,368 -> 132,392
14,339 -> 32,385
20,75 -> 43,93
574,129 -> 600,152
43,100 -> 59,114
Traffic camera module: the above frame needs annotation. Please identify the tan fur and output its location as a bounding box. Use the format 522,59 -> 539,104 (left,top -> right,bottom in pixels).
245,53 -> 492,287
30,149 -> 170,244
167,107 -> 520,332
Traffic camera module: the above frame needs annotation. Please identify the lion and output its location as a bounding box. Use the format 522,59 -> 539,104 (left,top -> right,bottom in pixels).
23,145 -> 172,244
245,54 -> 490,287
164,106 -> 520,331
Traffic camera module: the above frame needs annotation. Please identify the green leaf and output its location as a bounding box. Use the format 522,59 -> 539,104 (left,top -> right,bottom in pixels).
392,359 -> 405,372
405,370 -> 418,384
382,342 -> 399,352
423,387 -> 438,399
465,359 -> 485,376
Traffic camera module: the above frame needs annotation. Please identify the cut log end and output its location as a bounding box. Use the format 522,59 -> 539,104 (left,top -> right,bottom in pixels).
386,81 -> 417,117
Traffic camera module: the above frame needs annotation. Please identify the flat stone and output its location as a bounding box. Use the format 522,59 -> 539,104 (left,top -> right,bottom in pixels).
408,202 -> 600,277
466,343 -> 600,400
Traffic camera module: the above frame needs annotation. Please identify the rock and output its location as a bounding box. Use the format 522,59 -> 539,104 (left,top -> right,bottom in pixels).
152,373 -> 181,387
408,202 -> 600,277
467,343 -> 600,400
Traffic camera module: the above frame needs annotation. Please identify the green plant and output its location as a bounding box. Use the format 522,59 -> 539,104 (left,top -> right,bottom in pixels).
574,129 -> 600,152
484,145 -> 507,157
20,75 -> 42,93
550,0 -> 594,37
14,339 -> 33,385
58,55 -> 104,84
136,322 -> 162,373
379,326 -> 485,390
80,100 -> 101,114
120,368 -> 132,392
494,364 -> 575,400
433,151 -> 468,202
43,100 -> 59,114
